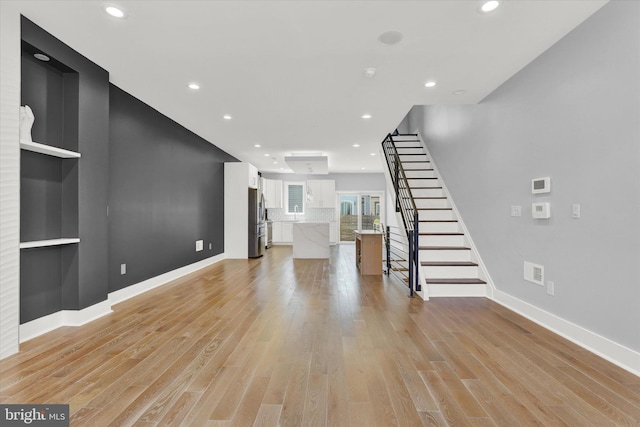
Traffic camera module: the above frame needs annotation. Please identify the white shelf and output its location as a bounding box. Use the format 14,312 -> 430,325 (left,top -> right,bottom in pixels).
20,140 -> 81,158
20,238 -> 80,249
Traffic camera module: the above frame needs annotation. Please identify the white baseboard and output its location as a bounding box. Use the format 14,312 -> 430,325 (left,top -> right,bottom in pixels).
109,253 -> 225,305
20,300 -> 113,343
19,254 -> 226,344
492,289 -> 640,377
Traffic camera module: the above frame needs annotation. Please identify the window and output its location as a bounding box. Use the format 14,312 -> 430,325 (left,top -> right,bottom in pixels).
285,181 -> 305,214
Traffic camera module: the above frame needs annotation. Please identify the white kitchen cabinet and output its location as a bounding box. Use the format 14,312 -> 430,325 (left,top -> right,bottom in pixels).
224,162 -> 258,258
307,180 -> 335,208
248,163 -> 259,189
281,222 -> 294,243
272,221 -> 282,243
264,179 -> 283,209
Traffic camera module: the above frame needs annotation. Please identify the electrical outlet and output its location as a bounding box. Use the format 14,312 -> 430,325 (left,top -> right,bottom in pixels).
120,263 -> 126,275
511,205 -> 522,217
196,240 -> 203,252
547,281 -> 555,296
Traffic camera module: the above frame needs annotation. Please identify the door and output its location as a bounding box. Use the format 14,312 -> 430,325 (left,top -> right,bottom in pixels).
339,192 -> 383,242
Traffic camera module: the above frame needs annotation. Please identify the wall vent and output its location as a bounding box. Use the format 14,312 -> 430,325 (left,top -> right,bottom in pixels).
524,261 -> 544,286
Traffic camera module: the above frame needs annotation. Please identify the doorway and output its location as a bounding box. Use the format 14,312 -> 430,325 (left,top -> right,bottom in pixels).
338,192 -> 383,242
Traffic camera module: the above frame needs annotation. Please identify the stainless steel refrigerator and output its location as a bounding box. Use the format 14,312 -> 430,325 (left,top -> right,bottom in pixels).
248,188 -> 265,258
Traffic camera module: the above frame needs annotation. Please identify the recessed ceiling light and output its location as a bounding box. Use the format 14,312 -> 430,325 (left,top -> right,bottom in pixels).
264,153 -> 270,157
254,144 -> 261,148
223,115 -> 232,120
361,167 -> 366,170
105,6 -> 125,18
425,81 -> 437,88
362,114 -> 372,119
364,68 -> 377,78
452,89 -> 467,95
480,1 -> 500,13
273,161 -> 278,164
370,153 -> 376,156
34,53 -> 50,62
378,30 -> 403,46
188,83 -> 200,90
352,144 -> 360,147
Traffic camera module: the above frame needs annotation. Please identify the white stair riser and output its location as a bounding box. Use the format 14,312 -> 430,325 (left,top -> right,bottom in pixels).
419,234 -> 465,246
404,170 -> 436,178
427,283 -> 487,297
419,222 -> 459,232
395,148 -> 424,155
418,210 -> 455,220
399,154 -> 429,162
412,188 -> 444,197
414,199 -> 450,208
407,178 -> 439,187
424,265 -> 479,279
392,137 -> 421,143
420,250 -> 471,262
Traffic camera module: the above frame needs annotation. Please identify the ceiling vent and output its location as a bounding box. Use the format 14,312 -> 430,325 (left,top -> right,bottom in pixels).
284,156 -> 328,174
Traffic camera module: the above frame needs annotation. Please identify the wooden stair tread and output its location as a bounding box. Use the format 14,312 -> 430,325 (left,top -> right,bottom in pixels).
419,219 -> 458,222
395,146 -> 424,149
425,278 -> 487,285
400,160 -> 430,163
421,261 -> 478,266
409,186 -> 443,189
404,168 -> 434,171
413,197 -> 447,200
419,232 -> 463,235
419,246 -> 470,250
416,208 -> 453,211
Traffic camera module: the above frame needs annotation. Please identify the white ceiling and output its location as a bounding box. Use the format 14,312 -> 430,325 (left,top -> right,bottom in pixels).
11,0 -> 607,173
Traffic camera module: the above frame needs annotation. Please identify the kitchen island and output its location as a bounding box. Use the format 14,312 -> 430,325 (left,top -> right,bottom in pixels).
292,222 -> 330,259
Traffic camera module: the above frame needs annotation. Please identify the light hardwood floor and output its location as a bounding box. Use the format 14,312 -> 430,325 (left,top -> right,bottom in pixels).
1,245 -> 639,426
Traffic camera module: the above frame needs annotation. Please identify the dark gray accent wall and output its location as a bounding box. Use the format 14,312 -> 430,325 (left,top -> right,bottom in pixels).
406,2 -> 639,351
20,16 -> 109,321
109,85 -> 237,292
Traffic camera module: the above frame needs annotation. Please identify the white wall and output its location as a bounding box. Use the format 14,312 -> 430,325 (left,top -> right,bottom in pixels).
408,1 -> 639,353
0,2 -> 21,358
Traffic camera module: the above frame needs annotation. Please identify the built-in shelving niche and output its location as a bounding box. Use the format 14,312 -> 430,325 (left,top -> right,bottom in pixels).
20,41 -> 80,323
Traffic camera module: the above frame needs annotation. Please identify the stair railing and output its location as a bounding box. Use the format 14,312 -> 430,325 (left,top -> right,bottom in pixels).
381,134 -> 421,296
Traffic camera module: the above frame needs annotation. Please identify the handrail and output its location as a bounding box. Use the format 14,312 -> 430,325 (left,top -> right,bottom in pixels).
382,134 -> 422,296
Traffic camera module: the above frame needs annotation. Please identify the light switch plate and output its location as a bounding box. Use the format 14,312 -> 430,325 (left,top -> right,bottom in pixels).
571,204 -> 581,219
120,264 -> 126,275
196,240 -> 203,252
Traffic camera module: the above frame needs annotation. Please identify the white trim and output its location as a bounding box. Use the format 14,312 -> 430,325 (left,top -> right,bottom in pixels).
20,300 -> 113,343
109,253 -> 225,305
415,130 -> 496,299
492,289 -> 640,377
429,284 -> 488,298
16,254 -> 226,346
19,140 -> 81,158
19,238 -> 80,249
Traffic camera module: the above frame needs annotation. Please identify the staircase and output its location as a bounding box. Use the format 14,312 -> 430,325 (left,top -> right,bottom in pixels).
383,133 -> 488,299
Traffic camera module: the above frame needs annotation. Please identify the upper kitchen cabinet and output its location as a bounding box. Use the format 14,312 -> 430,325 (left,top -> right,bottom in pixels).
307,180 -> 336,209
248,163 -> 259,189
264,179 -> 283,209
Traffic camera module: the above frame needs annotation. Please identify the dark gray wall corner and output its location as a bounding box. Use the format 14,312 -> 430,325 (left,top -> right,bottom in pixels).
108,84 -> 237,293
20,16 -> 109,321
408,2 -> 640,351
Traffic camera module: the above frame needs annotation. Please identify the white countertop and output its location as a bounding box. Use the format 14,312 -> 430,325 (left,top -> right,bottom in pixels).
292,222 -> 330,259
